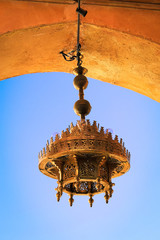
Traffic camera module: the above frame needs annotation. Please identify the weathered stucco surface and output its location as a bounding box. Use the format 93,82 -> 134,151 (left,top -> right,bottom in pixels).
0,0 -> 160,102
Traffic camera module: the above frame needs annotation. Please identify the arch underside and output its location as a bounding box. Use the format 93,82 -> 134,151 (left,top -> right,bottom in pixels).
0,22 -> 159,102
0,0 -> 160,102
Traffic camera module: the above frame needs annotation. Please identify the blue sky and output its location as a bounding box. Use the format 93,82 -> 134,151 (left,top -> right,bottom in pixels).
0,72 -> 160,240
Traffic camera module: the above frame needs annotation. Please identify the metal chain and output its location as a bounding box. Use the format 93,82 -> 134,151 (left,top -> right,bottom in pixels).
60,0 -> 84,66
77,0 -> 81,66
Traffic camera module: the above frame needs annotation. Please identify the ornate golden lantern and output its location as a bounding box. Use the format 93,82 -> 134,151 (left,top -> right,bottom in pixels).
38,0 -> 130,207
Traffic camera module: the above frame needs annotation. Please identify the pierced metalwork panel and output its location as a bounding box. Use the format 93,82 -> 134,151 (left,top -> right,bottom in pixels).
79,159 -> 97,179
65,181 -> 104,194
100,165 -> 108,180
63,162 -> 76,180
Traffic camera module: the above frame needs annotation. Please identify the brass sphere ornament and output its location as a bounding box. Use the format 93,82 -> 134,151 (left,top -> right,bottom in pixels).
74,99 -> 91,118
73,75 -> 88,90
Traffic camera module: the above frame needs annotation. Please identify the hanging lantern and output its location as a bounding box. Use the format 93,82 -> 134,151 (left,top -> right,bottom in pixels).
38,0 -> 130,207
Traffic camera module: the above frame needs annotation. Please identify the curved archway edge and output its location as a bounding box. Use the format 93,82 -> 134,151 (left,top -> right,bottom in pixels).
0,23 -> 160,102
0,0 -> 160,102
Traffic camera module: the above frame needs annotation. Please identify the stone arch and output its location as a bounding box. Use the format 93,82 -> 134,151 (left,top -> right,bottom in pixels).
0,0 -> 160,102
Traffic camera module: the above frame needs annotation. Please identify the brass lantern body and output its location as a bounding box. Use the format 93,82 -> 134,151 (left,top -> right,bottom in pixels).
39,120 -> 130,205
